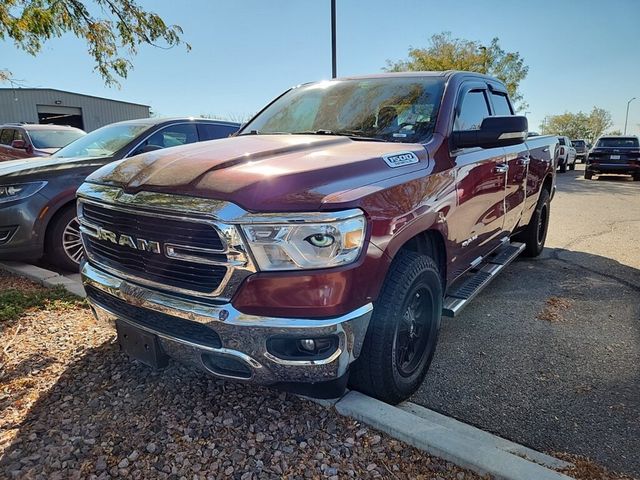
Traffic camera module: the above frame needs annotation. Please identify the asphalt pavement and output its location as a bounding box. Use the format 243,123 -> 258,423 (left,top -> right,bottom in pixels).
412,164 -> 640,477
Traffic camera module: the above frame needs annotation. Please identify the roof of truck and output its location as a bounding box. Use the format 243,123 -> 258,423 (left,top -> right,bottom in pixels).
334,70 -> 498,81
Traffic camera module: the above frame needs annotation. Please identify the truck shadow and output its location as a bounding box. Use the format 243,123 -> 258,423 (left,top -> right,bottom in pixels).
418,247 -> 640,476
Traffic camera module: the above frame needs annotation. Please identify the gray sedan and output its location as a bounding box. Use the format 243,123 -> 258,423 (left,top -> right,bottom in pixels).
0,117 -> 239,270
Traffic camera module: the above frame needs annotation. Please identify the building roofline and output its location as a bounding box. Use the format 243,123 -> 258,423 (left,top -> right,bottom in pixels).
0,88 -> 150,108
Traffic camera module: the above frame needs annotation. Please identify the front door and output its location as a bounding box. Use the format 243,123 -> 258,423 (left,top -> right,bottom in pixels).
448,87 -> 507,272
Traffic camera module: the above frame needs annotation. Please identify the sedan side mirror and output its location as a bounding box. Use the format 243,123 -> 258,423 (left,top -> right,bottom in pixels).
11,139 -> 26,150
452,116 -> 528,149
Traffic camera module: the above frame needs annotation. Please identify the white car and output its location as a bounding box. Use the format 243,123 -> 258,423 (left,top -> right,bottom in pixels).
556,136 -> 577,172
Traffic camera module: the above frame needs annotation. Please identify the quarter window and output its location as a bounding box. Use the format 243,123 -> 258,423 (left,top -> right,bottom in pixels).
455,90 -> 490,131
490,92 -> 513,116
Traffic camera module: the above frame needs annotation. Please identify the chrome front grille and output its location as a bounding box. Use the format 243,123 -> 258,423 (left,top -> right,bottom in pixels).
77,190 -> 255,300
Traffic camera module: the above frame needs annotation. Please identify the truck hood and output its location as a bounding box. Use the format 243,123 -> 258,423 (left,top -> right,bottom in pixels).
87,135 -> 429,211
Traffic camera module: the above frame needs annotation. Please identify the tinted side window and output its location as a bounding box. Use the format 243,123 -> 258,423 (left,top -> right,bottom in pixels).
558,137 -> 566,146
14,130 -> 24,142
142,123 -> 198,149
490,92 -> 513,116
0,129 -> 15,145
198,123 -> 238,141
455,90 -> 490,131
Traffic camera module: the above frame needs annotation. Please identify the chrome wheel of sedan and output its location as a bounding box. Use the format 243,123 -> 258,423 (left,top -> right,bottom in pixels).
62,216 -> 84,265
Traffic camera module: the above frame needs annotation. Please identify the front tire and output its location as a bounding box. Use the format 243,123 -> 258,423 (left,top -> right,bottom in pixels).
349,250 -> 442,404
515,188 -> 550,257
45,205 -> 84,272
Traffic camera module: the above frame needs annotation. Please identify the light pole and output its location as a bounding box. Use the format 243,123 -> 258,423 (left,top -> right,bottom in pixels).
624,97 -> 636,135
331,0 -> 337,78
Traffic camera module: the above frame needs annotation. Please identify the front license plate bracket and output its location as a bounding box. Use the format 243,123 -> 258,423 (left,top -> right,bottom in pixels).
115,320 -> 169,369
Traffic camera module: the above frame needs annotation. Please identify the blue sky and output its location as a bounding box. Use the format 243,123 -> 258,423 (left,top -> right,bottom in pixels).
2,0 -> 639,134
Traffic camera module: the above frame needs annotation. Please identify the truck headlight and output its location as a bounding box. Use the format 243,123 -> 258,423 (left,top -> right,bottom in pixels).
241,214 -> 366,271
0,182 -> 47,204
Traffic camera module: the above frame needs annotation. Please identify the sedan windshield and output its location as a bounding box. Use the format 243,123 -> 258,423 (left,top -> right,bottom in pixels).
29,129 -> 85,149
241,77 -> 446,143
53,123 -> 151,158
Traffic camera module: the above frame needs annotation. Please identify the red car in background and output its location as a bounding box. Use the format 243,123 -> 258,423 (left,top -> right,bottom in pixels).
0,123 -> 86,161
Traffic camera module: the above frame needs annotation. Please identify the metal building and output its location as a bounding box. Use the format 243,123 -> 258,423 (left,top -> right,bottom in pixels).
0,88 -> 150,132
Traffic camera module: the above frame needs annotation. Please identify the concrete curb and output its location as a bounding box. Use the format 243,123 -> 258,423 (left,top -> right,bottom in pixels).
0,261 -> 86,298
333,391 -> 575,480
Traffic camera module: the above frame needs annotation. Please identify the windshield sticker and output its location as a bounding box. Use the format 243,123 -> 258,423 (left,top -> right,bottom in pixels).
382,151 -> 419,168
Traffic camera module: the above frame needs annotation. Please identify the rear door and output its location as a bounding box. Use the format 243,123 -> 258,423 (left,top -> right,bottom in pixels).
489,89 -> 529,234
449,84 -> 507,266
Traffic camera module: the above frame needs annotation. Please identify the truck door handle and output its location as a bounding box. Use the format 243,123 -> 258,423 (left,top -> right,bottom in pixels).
518,157 -> 530,166
494,164 -> 509,174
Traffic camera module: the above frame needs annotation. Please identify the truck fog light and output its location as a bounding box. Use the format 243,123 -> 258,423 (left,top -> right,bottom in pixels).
299,339 -> 316,351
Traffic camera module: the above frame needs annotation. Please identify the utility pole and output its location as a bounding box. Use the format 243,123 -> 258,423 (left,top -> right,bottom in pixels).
331,0 -> 337,78
624,97 -> 636,135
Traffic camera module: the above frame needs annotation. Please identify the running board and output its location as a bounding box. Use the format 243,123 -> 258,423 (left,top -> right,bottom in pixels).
442,242 -> 525,317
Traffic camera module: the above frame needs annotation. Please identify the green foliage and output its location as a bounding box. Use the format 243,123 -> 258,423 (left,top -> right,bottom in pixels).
386,32 -> 529,110
541,107 -> 613,143
0,285 -> 85,327
0,0 -> 189,86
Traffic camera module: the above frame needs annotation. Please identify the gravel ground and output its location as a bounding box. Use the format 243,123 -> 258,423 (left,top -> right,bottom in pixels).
0,272 -> 481,480
412,166 -> 640,478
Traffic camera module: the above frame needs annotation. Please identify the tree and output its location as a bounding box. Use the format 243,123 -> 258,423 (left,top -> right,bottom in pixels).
0,0 -> 189,86
541,107 -> 613,143
386,32 -> 529,110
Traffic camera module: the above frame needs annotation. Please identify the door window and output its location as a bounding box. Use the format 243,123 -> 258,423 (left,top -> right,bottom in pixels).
197,123 -> 239,141
454,90 -> 490,131
140,124 -> 199,149
490,92 -> 513,116
0,129 -> 15,145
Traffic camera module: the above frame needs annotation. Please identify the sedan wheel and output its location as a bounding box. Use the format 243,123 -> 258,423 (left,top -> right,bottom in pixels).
62,216 -> 84,265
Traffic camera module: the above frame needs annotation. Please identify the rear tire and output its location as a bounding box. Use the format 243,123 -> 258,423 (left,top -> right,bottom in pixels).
584,171 -> 593,180
515,188 -> 550,258
634,174 -> 640,181
45,204 -> 83,272
559,160 -> 567,173
349,250 -> 442,404
569,161 -> 575,171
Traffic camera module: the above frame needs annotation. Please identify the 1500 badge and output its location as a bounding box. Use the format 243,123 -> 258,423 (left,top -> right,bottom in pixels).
382,151 -> 420,168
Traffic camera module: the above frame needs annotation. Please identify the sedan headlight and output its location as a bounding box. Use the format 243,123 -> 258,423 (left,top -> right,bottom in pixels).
241,213 -> 366,271
0,182 -> 47,204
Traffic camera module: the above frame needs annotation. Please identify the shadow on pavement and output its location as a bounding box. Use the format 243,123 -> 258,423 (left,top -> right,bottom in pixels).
414,247 -> 640,477
556,169 -> 639,196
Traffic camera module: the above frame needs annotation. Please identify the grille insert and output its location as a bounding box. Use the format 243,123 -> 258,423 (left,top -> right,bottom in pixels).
81,202 -> 227,294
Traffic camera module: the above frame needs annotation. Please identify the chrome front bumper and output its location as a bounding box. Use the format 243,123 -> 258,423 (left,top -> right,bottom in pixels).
82,262 -> 372,385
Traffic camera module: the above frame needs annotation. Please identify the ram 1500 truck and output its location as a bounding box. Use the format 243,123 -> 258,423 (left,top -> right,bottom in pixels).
78,72 -> 558,403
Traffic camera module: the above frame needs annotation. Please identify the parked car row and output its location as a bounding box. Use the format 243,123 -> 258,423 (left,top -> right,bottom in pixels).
0,118 -> 240,270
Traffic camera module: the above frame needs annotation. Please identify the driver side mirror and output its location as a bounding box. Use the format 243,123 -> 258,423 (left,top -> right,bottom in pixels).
11,139 -> 26,150
452,116 -> 528,149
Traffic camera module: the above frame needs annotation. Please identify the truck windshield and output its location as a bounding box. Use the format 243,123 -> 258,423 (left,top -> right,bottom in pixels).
596,137 -> 639,148
53,123 -> 151,158
241,77 -> 446,143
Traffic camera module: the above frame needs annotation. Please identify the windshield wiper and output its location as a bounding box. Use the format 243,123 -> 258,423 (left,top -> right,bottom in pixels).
291,129 -> 385,142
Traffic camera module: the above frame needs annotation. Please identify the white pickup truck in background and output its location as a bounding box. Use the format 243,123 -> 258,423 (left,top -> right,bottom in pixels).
556,136 -> 577,172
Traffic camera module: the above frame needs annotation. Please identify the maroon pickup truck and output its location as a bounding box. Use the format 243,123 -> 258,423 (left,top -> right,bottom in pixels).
78,72 -> 557,403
